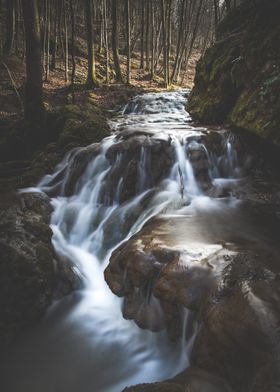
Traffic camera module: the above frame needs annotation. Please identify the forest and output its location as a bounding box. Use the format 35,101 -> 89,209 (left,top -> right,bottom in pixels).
0,0 -> 280,392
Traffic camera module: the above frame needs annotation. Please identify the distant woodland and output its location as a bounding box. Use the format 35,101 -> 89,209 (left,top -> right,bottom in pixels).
0,0 -> 239,122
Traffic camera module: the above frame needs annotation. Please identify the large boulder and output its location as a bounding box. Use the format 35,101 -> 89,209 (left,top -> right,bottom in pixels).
0,192 -> 54,346
106,203 -> 280,391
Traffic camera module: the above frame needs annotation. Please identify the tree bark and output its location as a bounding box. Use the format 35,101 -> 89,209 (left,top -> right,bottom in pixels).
140,0 -> 144,69
69,0 -> 75,102
85,0 -> 98,87
111,0 -> 123,82
125,0 -> 131,84
4,0 -> 15,55
103,0 -> 109,84
63,0 -> 69,83
22,0 -> 44,125
160,0 -> 168,87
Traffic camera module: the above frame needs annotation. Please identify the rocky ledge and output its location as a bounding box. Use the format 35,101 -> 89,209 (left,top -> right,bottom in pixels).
188,0 -> 280,146
105,200 -> 280,391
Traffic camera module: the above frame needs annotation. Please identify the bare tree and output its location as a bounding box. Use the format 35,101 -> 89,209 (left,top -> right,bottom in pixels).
21,0 -> 44,125
85,0 -> 98,87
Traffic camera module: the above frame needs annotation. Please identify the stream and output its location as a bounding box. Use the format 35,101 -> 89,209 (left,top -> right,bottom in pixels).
3,90 -> 274,392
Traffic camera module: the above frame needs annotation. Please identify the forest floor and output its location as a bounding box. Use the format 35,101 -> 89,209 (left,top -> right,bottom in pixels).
0,50 -> 200,120
0,48 -> 200,192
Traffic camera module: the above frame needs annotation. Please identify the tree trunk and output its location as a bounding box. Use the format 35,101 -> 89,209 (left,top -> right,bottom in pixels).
63,0 -> 68,83
85,0 -> 98,87
145,0 -> 150,71
150,0 -> 155,79
4,0 -> 15,55
111,0 -> 123,82
69,0 -> 75,102
21,0 -> 44,125
160,0 -> 168,87
51,0 -> 58,70
103,0 -> 109,84
140,0 -> 144,69
125,0 -> 131,84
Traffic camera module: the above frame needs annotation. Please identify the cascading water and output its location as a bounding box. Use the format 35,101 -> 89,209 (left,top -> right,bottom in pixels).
6,90 -> 242,392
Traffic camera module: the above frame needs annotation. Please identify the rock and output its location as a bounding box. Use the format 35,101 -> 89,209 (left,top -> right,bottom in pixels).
0,192 -> 54,347
0,191 -> 80,347
105,215 -> 230,338
123,382 -> 184,392
188,0 -> 280,146
103,134 -> 174,204
106,202 -> 280,391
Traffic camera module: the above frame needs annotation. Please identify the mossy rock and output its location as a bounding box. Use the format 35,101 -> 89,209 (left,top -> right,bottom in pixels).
188,0 -> 280,146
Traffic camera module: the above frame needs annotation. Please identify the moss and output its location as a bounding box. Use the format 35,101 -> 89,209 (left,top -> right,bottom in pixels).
188,0 -> 280,145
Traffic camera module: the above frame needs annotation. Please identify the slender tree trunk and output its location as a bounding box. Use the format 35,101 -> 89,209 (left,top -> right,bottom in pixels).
150,0 -> 155,79
85,0 -> 98,87
51,0 -> 58,70
22,0 -> 44,126
160,0 -> 168,87
42,0 -> 47,75
111,0 -> 123,82
171,0 -> 186,82
145,0 -> 150,70
15,0 -> 20,56
140,0 -> 144,69
69,0 -> 75,102
3,0 -> 15,55
125,0 -> 131,84
63,0 -> 69,83
213,0 -> 219,36
45,0 -> 50,80
0,0 -> 3,56
166,0 -> 172,85
103,0 -> 109,84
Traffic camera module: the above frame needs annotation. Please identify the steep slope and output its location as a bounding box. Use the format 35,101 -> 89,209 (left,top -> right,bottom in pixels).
188,0 -> 280,146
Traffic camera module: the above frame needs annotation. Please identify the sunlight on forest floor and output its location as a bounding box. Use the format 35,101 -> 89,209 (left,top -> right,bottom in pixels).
0,49 -> 200,120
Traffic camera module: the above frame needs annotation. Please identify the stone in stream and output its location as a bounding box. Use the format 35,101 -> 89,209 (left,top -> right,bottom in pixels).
105,207 -> 280,392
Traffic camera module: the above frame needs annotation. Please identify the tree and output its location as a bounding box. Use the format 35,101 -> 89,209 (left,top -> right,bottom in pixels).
69,0 -> 75,102
85,0 -> 98,87
111,0 -> 123,82
160,0 -> 168,87
125,0 -> 131,84
3,0 -> 15,55
21,0 -> 44,126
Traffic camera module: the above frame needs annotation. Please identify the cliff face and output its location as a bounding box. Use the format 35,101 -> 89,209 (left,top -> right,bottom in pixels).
188,0 -> 280,146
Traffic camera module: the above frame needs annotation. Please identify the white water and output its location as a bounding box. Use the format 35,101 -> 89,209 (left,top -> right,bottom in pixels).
11,90 -> 241,392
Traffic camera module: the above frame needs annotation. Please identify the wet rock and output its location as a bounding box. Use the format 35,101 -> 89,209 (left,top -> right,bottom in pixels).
188,0 -> 280,146
103,134 -> 174,204
123,382 -> 184,392
0,191 -> 80,346
0,192 -> 54,346
106,207 -> 280,391
105,216 -> 227,338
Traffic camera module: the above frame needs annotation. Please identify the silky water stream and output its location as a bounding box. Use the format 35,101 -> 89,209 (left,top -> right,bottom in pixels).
3,91 -> 245,392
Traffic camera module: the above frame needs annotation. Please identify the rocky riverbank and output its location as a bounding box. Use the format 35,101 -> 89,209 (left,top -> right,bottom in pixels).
0,95 -> 111,348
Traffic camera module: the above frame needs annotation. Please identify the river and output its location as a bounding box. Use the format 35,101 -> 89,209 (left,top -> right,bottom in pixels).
3,90 -> 279,392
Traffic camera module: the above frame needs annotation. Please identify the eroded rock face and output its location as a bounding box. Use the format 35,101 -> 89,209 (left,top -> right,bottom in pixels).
106,204 -> 280,392
0,192 -> 54,346
188,0 -> 280,146
0,191 -> 79,347
102,135 -> 174,204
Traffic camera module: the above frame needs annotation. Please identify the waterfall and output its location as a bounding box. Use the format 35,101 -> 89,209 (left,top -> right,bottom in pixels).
13,90 -> 241,392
